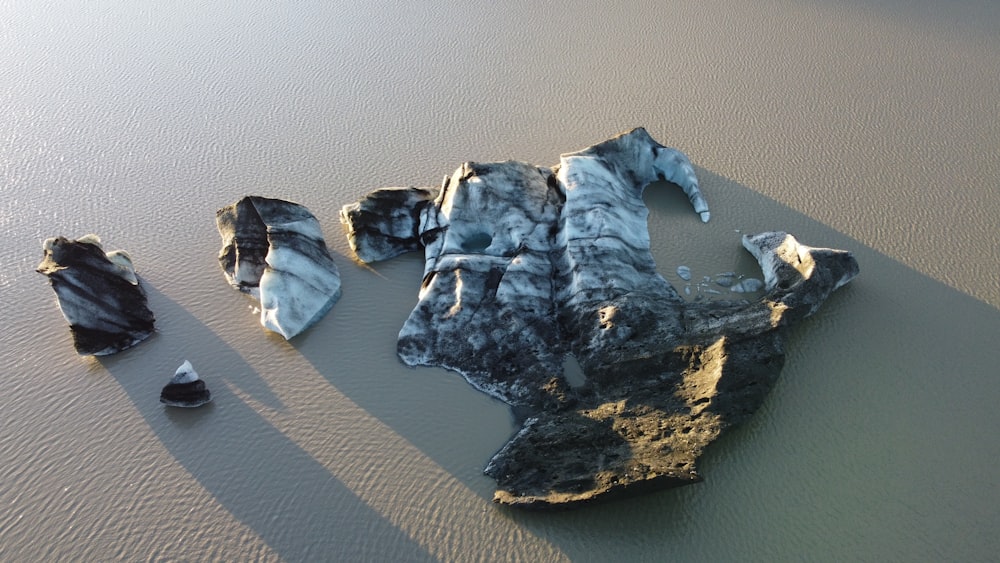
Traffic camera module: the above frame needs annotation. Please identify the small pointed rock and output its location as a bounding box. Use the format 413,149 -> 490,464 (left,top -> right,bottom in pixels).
160,360 -> 212,408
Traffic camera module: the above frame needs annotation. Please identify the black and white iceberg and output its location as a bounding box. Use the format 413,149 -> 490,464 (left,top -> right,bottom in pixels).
36,234 -> 155,356
160,360 -> 212,407
341,128 -> 859,508
216,196 -> 342,339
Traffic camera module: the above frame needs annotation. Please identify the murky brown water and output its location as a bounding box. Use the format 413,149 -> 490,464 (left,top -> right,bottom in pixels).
3,1 -> 999,560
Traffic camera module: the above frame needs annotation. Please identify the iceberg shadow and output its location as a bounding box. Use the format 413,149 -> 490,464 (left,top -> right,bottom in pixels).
99,282 -> 436,562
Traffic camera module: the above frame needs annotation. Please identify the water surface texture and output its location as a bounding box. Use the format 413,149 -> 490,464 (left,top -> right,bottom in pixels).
2,1 -> 999,561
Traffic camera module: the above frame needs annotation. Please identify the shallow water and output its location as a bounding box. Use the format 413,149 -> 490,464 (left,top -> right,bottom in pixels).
2,1 -> 999,561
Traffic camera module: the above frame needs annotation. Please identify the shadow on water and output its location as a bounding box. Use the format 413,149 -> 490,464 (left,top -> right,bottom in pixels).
99,284 -> 436,562
97,166 -> 1000,561
517,169 -> 1000,560
299,167 -> 1000,561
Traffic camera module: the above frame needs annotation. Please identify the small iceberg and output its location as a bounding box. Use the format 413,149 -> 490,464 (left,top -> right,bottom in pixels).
160,360 -> 212,408
36,235 -> 155,356
216,196 -> 342,339
714,273 -> 737,287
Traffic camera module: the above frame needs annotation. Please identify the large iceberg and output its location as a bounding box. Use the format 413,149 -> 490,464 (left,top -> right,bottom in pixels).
36,234 -> 155,356
341,128 -> 858,508
216,196 -> 342,340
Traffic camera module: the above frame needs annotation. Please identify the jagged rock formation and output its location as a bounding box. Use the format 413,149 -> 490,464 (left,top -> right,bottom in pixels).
160,360 -> 212,407
216,196 -> 342,339
36,234 -> 155,356
341,129 -> 858,508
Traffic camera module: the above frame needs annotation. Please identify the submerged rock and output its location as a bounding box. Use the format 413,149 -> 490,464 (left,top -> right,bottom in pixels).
216,196 -> 342,339
341,128 -> 858,509
714,273 -> 736,287
730,277 -> 765,293
160,360 -> 212,407
36,235 -> 155,356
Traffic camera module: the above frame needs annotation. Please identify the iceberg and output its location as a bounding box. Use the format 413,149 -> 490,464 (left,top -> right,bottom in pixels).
341,129 -> 858,508
36,234 -> 155,356
160,360 -> 212,408
216,196 -> 342,339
